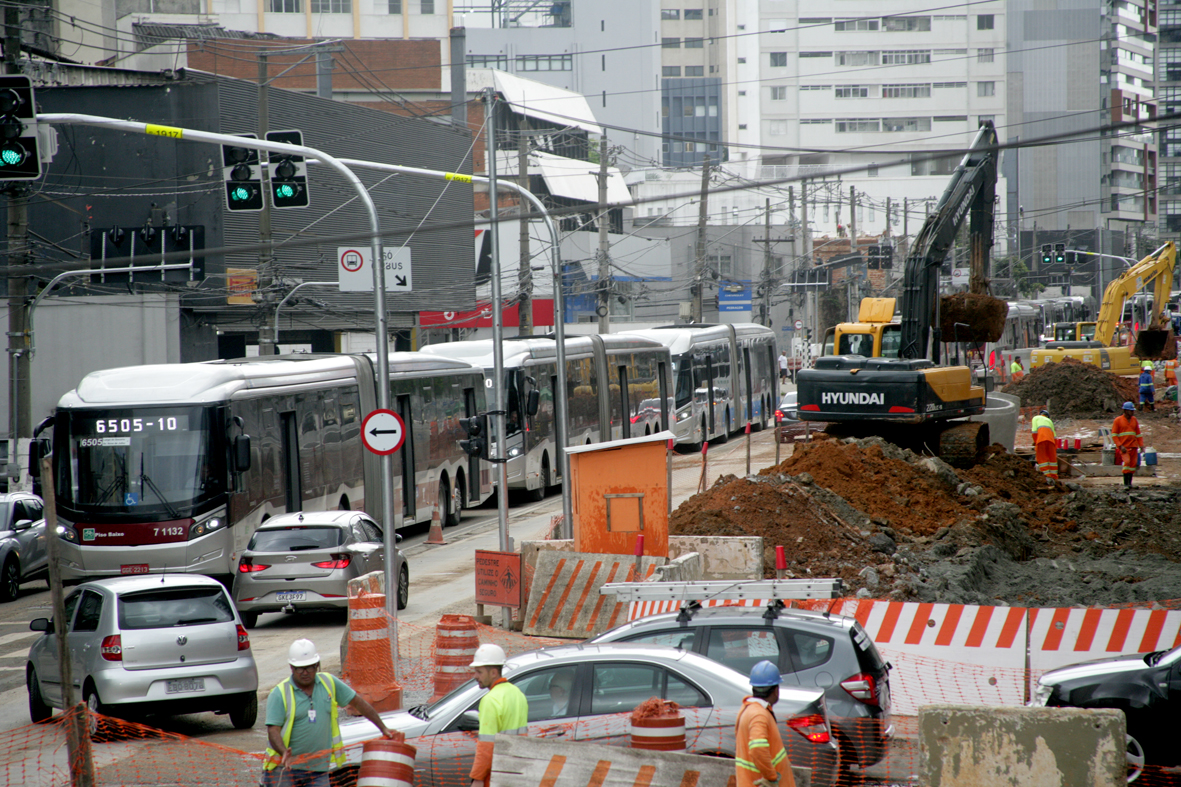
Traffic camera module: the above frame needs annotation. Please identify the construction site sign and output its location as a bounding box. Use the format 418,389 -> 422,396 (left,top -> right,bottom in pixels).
474,549 -> 522,609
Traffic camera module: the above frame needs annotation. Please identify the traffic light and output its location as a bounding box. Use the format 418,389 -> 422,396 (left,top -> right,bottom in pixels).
1040,244 -> 1052,266
880,245 -> 893,269
867,245 -> 881,269
222,133 -> 263,212
1054,243 -> 1066,265
265,129 -> 310,209
459,414 -> 488,459
0,75 -> 41,181
1065,250 -> 1077,266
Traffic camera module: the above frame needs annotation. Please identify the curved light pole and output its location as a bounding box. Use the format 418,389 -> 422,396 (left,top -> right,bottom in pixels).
274,281 -> 336,347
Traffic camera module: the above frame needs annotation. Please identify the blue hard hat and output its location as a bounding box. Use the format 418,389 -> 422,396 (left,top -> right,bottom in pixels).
750,660 -> 781,688
1123,401 -> 1136,410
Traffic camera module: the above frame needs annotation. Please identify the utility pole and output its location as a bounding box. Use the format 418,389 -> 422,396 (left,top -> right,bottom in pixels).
256,51 -> 276,356
692,155 -> 711,323
885,196 -> 892,237
517,123 -> 533,336
903,197 -> 909,258
849,186 -> 858,322
753,199 -> 786,329
596,136 -> 610,333
801,179 -> 813,336
5,4 -> 30,487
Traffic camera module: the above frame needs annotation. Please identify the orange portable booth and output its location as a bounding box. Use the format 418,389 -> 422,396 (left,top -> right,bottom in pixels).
565,431 -> 674,558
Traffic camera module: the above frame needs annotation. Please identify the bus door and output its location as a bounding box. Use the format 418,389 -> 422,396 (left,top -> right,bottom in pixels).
657,361 -> 670,434
617,363 -> 631,440
549,372 -> 562,482
706,356 -> 716,436
742,347 -> 754,423
280,411 -> 301,512
463,387 -> 479,501
397,394 -> 416,522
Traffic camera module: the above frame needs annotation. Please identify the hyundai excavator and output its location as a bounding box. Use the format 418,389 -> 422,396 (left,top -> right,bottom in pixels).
796,122 -> 1000,466
1029,242 -> 1177,374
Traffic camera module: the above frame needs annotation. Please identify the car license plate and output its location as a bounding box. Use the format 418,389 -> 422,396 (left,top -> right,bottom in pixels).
276,591 -> 306,602
120,564 -> 149,575
166,678 -> 205,694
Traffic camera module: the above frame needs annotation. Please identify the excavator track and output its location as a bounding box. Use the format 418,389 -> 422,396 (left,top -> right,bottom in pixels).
821,420 -> 991,467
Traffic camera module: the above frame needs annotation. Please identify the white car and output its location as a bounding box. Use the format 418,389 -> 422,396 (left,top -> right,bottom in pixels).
0,493 -> 48,602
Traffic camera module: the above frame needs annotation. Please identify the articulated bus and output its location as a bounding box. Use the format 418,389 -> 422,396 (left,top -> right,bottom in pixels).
619,324 -> 778,447
420,335 -> 672,500
49,353 -> 492,582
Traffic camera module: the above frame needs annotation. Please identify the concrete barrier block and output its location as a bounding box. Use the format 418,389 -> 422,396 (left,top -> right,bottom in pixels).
651,552 -> 703,582
669,536 -> 763,580
919,704 -> 1125,787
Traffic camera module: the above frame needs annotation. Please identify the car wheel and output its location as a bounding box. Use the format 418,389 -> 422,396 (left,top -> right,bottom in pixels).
526,458 -> 549,503
27,666 -> 52,724
397,563 -> 409,611
84,682 -> 111,740
0,557 -> 20,602
1127,732 -> 1146,783
240,611 -> 258,629
229,692 -> 258,729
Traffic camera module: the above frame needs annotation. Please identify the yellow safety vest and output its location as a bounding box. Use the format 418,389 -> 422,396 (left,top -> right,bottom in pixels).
264,674 -> 345,771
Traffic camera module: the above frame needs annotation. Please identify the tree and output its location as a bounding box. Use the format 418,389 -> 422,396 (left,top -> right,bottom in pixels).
1010,259 -> 1044,298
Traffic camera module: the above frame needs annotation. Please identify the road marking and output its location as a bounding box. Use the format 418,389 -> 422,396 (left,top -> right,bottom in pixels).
0,632 -> 37,648
1,649 -> 30,660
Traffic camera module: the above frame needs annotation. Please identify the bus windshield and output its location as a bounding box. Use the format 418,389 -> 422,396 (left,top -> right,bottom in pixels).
673,357 -> 693,409
55,406 -> 225,517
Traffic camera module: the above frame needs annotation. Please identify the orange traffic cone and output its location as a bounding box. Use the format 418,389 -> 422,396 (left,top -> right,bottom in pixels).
426,506 -> 446,545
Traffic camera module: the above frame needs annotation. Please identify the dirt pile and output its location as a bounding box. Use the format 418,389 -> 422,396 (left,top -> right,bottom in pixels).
940,292 -> 1008,343
1002,358 -> 1140,417
669,436 -> 1181,606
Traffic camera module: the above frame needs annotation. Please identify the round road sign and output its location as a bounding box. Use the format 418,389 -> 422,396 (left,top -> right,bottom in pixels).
794,319 -> 804,330
361,409 -> 406,455
340,249 -> 365,273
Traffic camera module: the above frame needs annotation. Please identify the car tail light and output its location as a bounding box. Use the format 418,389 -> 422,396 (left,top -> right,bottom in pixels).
238,558 -> 269,573
786,713 -> 830,744
100,635 -> 122,662
841,672 -> 880,706
312,554 -> 351,569
236,625 -> 251,652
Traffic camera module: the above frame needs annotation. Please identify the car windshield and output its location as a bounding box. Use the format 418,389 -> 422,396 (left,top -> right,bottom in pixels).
118,586 -> 235,629
248,526 -> 344,552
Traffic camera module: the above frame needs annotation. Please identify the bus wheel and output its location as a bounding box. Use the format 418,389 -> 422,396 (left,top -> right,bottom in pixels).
445,474 -> 464,527
526,458 -> 548,503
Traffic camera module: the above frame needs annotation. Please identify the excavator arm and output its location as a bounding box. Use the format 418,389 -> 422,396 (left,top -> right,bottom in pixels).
899,121 -> 999,362
1094,242 -> 1176,346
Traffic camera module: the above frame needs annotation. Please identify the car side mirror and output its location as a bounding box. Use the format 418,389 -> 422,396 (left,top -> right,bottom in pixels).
526,390 -> 540,417
30,618 -> 51,634
395,533 -> 403,543
458,709 -> 480,731
13,519 -> 33,532
233,435 -> 252,472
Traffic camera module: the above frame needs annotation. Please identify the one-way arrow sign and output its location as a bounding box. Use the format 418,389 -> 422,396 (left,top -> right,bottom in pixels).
361,409 -> 406,455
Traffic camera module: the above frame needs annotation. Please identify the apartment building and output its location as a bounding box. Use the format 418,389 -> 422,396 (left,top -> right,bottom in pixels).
1158,0 -> 1180,240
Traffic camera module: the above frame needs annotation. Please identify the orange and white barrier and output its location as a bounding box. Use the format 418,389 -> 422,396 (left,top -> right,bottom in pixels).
431,615 -> 478,700
357,736 -> 417,787
342,592 -> 402,713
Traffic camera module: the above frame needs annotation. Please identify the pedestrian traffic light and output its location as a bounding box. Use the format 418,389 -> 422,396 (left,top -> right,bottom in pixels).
459,414 -> 488,459
1054,243 -> 1066,265
222,133 -> 263,212
265,129 -> 310,209
1040,244 -> 1052,266
880,244 -> 894,269
0,75 -> 41,181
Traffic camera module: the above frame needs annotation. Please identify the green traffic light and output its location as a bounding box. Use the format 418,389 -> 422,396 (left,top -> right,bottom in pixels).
0,145 -> 26,166
275,183 -> 296,199
230,185 -> 252,202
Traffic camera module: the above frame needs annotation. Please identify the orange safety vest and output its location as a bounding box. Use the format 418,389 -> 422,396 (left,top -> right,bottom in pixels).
735,698 -> 795,787
1112,414 -> 1143,450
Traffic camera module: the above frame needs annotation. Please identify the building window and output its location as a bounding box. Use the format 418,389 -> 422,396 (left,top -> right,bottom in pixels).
978,114 -> 995,124
663,66 -> 681,77
684,8 -> 703,20
517,55 -> 573,71
770,52 -> 788,67
977,14 -> 994,29
835,119 -> 880,133
977,47 -> 994,63
800,51 -> 834,58
684,37 -> 704,48
738,124 -> 748,129
933,81 -> 966,88
883,83 -> 931,98
421,0 -> 433,13
800,18 -> 832,24
766,19 -> 788,32
737,57 -> 746,63
661,9 -> 680,19
882,116 -> 932,132
311,0 -> 349,11
800,118 -> 833,124
770,86 -> 787,100
835,85 -> 870,98
881,50 -> 931,64
468,54 -> 508,68
977,81 -> 995,96
836,51 -> 879,66
272,0 -> 301,11
663,38 -> 680,48
883,16 -> 931,31
685,65 -> 704,76
768,120 -> 789,135
738,90 -> 746,96
835,18 -> 878,31
934,115 -> 968,121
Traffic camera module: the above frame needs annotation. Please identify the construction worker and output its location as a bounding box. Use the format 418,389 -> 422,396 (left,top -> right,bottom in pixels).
1031,408 -> 1058,482
264,639 -> 395,787
1164,357 -> 1178,389
1113,401 -> 1144,490
1139,362 -> 1156,412
1010,357 -> 1025,382
468,643 -> 528,787
735,661 -> 796,787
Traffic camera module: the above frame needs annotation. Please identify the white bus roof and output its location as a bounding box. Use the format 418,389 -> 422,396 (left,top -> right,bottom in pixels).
618,323 -> 772,354
419,334 -> 666,368
58,353 -> 476,408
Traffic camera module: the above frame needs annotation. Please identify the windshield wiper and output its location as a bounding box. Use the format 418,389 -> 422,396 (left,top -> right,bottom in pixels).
406,705 -> 430,720
176,617 -> 220,625
139,454 -> 181,520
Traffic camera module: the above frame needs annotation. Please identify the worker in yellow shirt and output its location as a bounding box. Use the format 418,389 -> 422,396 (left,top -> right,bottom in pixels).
468,644 -> 528,787
1010,358 -> 1025,382
735,661 -> 796,787
1031,409 -> 1058,482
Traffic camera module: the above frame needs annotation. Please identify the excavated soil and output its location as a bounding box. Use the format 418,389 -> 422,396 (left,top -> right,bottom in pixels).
1001,358 -> 1151,417
939,293 -> 1008,344
669,426 -> 1181,607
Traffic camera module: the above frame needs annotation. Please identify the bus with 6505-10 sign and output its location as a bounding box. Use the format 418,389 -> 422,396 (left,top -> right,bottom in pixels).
46,352 -> 492,582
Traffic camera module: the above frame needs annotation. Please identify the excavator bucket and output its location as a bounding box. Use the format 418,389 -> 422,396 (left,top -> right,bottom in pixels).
1133,327 -> 1178,360
939,293 -> 1008,343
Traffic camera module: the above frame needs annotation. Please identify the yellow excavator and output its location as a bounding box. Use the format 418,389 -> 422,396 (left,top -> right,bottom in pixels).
1030,242 -> 1177,374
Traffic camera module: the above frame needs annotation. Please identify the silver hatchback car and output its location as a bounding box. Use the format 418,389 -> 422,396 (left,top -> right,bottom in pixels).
231,510 -> 407,629
26,575 -> 259,729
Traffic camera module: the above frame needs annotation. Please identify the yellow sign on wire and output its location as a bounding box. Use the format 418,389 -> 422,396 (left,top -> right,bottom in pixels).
145,124 -> 184,139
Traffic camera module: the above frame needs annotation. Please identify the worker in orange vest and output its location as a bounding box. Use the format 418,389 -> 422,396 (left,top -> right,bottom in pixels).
1164,358 -> 1178,388
1010,358 -> 1025,382
735,661 -> 796,787
1112,401 -> 1144,490
1031,409 -> 1057,482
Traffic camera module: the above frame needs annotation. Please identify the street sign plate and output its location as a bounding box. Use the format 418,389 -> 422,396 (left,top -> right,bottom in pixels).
337,246 -> 413,292
474,549 -> 522,609
361,409 -> 406,455
794,319 -> 803,330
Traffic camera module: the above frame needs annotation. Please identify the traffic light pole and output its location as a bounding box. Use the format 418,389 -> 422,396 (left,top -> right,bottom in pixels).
37,113 -> 402,671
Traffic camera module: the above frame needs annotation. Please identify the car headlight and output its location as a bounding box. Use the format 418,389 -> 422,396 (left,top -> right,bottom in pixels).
189,517 -> 224,539
1029,682 -> 1054,707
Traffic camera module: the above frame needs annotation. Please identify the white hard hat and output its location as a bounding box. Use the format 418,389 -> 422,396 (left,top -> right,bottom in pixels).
288,638 -> 321,667
470,643 -> 507,667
